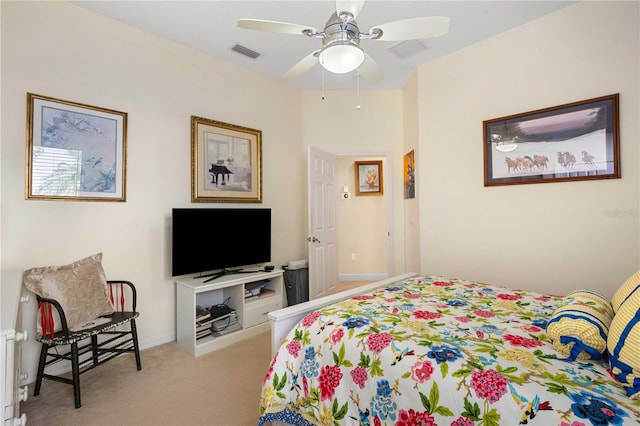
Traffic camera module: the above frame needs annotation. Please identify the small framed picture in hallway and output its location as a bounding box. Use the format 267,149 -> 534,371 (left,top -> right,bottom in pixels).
355,160 -> 383,196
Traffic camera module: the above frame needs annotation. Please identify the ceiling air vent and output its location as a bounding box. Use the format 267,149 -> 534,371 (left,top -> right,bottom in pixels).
389,40 -> 427,59
232,44 -> 260,59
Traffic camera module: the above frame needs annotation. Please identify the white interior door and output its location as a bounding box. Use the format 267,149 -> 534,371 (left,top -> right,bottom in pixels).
307,146 -> 338,300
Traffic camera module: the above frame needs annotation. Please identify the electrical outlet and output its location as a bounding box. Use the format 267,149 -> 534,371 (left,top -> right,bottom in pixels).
351,253 -> 356,261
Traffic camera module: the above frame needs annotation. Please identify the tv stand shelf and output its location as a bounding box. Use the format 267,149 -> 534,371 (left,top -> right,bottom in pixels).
176,270 -> 284,357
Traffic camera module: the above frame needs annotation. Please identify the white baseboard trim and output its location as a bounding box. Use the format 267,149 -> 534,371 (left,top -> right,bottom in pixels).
24,334 -> 176,384
140,335 -> 175,351
338,273 -> 387,282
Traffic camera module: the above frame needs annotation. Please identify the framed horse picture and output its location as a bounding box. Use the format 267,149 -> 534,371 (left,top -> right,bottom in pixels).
483,94 -> 620,186
191,116 -> 262,202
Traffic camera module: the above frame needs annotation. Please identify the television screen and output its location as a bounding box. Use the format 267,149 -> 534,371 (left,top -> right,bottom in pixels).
171,208 -> 271,277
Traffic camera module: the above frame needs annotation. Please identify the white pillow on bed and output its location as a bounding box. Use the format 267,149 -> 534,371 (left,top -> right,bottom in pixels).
546,290 -> 613,361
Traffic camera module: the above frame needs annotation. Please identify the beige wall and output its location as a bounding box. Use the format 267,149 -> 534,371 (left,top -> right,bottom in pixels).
417,1 -> 640,297
2,0 -> 639,381
301,91 -> 406,276
0,0 -> 309,374
402,72 -> 420,273
0,1 -> 405,380
336,156 -> 387,278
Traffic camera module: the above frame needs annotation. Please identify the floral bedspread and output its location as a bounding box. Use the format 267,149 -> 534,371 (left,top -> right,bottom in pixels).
259,275 -> 640,425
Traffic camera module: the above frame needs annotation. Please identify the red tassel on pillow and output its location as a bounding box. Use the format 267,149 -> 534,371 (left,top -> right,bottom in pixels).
39,301 -> 55,339
120,283 -> 125,311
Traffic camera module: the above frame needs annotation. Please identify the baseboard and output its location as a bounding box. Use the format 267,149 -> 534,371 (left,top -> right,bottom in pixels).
338,273 -> 387,282
24,334 -> 176,385
140,335 -> 176,351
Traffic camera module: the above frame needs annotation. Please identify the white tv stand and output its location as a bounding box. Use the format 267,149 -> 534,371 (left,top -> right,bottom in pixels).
176,269 -> 284,357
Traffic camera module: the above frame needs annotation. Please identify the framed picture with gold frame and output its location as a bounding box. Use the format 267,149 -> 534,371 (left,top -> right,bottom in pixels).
355,160 -> 383,196
191,116 -> 262,202
26,93 -> 127,201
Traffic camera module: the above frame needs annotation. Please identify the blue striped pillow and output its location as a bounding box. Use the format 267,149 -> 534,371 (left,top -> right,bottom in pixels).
608,289 -> 640,398
546,290 -> 613,361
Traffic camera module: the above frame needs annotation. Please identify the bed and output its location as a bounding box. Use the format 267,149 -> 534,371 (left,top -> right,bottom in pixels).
259,273 -> 640,425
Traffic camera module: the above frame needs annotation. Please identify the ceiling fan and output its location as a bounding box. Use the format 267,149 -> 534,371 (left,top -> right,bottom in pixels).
237,0 -> 450,83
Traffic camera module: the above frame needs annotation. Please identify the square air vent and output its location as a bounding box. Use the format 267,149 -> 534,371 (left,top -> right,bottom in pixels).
232,44 -> 260,59
389,39 -> 427,59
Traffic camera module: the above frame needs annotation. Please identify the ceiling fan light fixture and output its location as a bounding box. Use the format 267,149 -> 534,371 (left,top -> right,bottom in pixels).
319,41 -> 365,74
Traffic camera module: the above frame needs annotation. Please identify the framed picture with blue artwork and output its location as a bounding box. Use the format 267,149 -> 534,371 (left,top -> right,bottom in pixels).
26,93 -> 127,201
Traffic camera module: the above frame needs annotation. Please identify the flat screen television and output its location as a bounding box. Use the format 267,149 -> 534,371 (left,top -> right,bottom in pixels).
171,208 -> 271,279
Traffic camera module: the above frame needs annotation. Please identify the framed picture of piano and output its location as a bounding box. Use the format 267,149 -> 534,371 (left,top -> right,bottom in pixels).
190,116 -> 262,202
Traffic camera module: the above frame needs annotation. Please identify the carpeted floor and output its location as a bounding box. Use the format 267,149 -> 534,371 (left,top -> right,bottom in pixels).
21,281 -> 372,425
21,331 -> 272,426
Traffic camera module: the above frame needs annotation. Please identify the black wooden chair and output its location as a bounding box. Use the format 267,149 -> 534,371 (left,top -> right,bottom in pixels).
33,280 -> 142,408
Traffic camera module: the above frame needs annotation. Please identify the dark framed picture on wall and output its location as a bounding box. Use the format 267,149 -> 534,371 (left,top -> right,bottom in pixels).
483,94 -> 620,187
191,116 -> 262,202
25,93 -> 127,201
355,160 -> 383,196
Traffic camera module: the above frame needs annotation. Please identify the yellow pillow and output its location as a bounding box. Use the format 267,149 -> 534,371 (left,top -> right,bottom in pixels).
23,253 -> 114,333
546,290 -> 613,361
608,289 -> 640,398
611,269 -> 640,313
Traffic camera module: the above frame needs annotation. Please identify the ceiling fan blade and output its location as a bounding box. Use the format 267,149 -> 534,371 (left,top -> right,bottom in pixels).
336,0 -> 365,20
369,16 -> 450,41
237,19 -> 316,35
359,53 -> 383,83
282,50 -> 320,80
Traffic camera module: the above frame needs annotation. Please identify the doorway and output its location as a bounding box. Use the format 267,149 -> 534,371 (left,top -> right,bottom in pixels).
307,147 -> 393,300
337,155 -> 391,282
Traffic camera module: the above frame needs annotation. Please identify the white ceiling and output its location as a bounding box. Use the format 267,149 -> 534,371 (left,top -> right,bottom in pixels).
71,0 -> 576,91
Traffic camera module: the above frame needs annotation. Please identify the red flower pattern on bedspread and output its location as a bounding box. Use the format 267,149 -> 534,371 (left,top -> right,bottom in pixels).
396,408 -> 437,426
504,334 -> 544,348
367,332 -> 392,353
350,365 -> 368,389
410,360 -> 434,383
318,364 -> 342,400
286,339 -> 301,357
413,310 -> 443,320
329,327 -> 344,345
497,293 -> 523,301
300,311 -> 320,327
262,352 -> 278,385
258,276 -> 637,426
470,369 -> 509,403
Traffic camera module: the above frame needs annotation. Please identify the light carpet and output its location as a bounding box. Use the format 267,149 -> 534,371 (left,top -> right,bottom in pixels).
21,281 -> 372,426
21,331 -> 272,426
